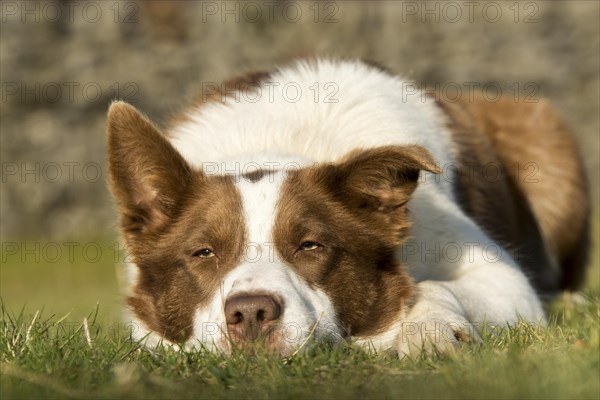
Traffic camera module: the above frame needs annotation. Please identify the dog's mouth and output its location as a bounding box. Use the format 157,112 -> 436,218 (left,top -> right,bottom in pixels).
198,318 -> 346,357
224,322 -> 289,355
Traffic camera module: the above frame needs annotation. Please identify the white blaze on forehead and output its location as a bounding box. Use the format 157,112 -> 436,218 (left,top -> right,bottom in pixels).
235,170 -> 286,252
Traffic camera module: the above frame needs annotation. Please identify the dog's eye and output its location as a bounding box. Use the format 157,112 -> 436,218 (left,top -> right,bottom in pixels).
299,241 -> 321,251
193,248 -> 215,258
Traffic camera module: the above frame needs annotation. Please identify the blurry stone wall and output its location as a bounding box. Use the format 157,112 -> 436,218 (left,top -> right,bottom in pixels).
1,0 -> 598,239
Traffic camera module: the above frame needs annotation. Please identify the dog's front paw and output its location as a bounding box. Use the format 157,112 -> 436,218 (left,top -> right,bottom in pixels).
395,285 -> 483,358
396,314 -> 480,358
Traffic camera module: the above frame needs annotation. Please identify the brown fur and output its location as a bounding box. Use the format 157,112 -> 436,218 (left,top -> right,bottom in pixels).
274,146 -> 439,337
108,102 -> 248,342
438,95 -> 590,292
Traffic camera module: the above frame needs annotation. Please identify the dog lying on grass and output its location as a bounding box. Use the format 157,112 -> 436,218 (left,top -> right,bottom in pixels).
106,58 -> 589,357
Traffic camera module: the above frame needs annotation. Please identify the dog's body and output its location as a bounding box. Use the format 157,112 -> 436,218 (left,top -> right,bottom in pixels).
107,59 -> 589,356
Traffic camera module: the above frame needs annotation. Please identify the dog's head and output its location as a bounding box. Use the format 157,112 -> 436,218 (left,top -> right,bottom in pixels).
107,102 -> 439,355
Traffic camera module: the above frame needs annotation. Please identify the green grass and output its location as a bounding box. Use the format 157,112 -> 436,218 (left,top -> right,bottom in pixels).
0,238 -> 124,326
1,295 -> 598,399
1,227 -> 599,399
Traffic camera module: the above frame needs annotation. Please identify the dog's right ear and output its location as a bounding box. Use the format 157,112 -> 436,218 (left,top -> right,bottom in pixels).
107,101 -> 195,239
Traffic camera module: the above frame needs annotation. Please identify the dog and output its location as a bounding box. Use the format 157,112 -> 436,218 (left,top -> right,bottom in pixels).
107,58 -> 589,357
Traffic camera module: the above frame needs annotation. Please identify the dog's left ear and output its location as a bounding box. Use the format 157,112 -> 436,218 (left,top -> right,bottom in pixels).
314,145 -> 440,244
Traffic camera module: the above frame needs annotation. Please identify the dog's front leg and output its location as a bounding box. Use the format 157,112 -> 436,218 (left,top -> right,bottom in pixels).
398,251 -> 546,357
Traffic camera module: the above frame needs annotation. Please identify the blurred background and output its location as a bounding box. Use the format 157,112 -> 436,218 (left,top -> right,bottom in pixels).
1,0 -> 598,324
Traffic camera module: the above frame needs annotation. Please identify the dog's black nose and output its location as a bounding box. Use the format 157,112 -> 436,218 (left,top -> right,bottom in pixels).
225,294 -> 282,342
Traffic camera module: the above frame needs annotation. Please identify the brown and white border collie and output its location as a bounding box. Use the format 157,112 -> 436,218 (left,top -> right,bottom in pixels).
106,58 -> 590,357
